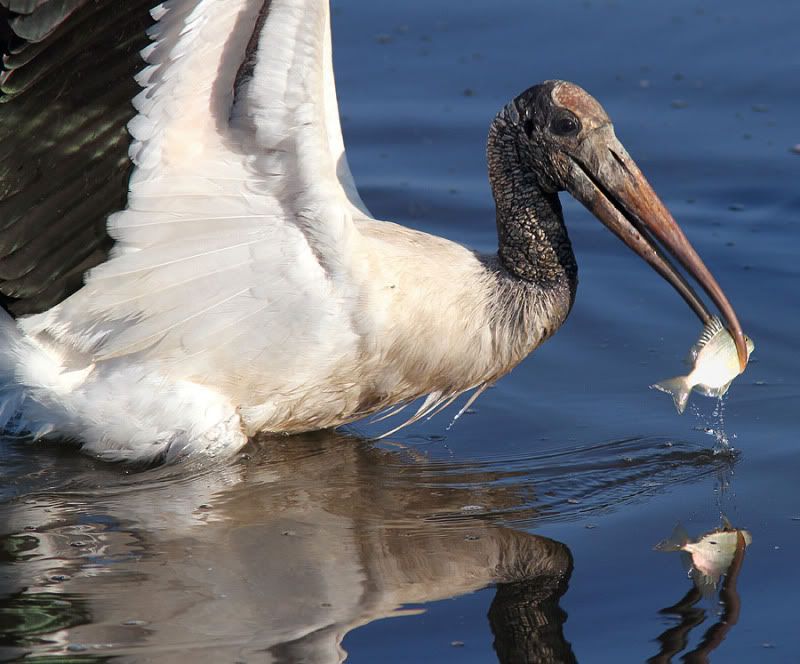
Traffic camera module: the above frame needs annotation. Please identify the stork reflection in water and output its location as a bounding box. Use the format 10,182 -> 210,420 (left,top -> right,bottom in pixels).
0,0 -> 745,462
0,429 -> 734,661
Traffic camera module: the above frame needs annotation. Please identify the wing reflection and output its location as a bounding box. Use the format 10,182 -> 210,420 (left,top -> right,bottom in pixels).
0,432 -> 734,662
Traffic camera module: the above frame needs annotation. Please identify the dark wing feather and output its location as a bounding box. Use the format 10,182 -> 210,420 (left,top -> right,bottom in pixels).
0,0 -> 153,316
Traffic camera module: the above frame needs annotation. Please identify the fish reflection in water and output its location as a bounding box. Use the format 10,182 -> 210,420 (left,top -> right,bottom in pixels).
655,517 -> 752,596
649,519 -> 749,664
0,433 -> 735,662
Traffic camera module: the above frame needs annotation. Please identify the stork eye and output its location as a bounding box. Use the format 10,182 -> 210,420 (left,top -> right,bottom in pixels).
551,114 -> 580,137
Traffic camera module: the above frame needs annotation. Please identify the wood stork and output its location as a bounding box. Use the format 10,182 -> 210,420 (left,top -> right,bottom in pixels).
0,1 -> 745,462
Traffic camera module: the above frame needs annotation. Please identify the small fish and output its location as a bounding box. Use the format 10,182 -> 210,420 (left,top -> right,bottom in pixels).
655,517 -> 752,595
652,316 -> 755,414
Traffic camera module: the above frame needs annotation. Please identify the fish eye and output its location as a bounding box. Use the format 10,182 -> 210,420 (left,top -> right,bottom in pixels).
550,113 -> 580,137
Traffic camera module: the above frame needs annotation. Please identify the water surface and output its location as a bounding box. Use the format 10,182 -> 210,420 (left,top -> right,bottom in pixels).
2,0 -> 798,661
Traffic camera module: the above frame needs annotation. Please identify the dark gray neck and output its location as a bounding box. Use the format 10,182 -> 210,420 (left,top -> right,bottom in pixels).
487,111 -> 578,300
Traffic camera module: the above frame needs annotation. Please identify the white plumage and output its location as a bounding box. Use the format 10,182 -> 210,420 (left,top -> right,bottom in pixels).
1,0 -> 746,461
1,0 -> 557,461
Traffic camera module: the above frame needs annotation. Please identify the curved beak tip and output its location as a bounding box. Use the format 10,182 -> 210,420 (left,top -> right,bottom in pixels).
566,133 -> 752,377
721,312 -> 748,374
734,333 -> 748,374
568,138 -> 750,375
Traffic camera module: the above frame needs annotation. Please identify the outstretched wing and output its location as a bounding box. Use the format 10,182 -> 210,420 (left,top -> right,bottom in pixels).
19,0 -> 375,395
0,0 -> 154,315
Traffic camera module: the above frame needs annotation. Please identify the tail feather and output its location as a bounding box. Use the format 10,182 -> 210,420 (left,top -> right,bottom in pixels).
651,376 -> 691,414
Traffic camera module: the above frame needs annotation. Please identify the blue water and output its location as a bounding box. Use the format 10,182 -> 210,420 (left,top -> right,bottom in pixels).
1,0 -> 798,662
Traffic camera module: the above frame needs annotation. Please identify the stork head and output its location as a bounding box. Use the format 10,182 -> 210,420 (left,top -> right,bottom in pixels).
506,80 -> 747,371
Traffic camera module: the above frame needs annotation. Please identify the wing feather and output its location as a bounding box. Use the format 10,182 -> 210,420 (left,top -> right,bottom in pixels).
0,0 -> 154,315
24,0 -> 373,406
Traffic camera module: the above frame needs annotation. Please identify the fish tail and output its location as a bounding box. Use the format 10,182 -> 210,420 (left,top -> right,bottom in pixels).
651,376 -> 691,414
654,523 -> 691,552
